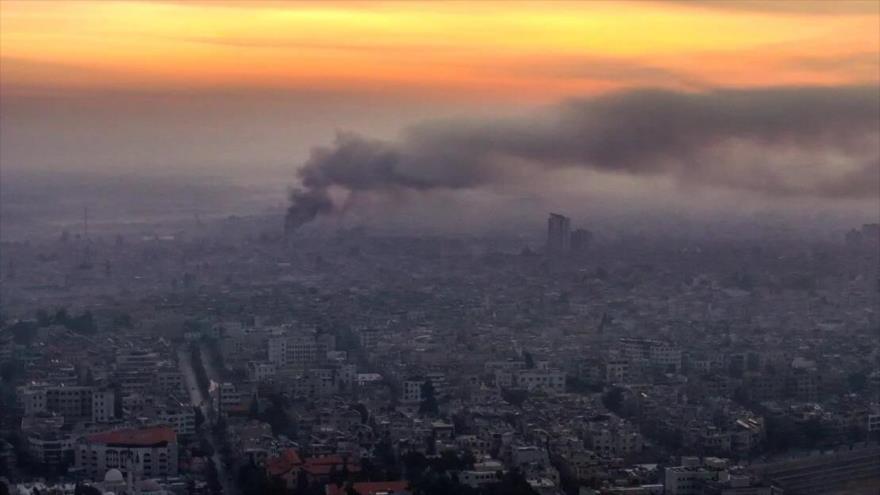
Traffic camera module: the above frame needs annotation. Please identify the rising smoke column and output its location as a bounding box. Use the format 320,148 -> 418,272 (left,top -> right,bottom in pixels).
284,85 -> 880,232
284,188 -> 333,235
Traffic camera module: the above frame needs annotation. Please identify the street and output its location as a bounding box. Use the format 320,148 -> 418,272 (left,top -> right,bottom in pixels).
178,345 -> 238,495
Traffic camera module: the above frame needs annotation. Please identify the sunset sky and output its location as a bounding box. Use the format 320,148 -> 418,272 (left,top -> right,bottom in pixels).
1,1 -> 878,229
2,0 -> 878,99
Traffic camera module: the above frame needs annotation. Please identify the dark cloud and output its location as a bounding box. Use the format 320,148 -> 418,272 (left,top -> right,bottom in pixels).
286,86 -> 879,229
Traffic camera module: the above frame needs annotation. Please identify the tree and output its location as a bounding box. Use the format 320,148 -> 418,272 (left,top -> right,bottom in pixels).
82,367 -> 95,386
485,469 -> 539,495
501,388 -> 528,407
602,387 -> 624,414
802,418 -> 828,447
194,406 -> 205,430
248,396 -> 260,419
54,308 -> 70,325
35,309 -> 52,327
523,352 -> 536,369
260,400 -> 292,436
351,403 -> 369,423
8,321 -> 36,346
434,449 -> 474,472
213,416 -> 227,436
419,380 -> 439,415
847,371 -> 868,393
0,360 -> 24,383
74,484 -> 102,495
403,451 -> 429,479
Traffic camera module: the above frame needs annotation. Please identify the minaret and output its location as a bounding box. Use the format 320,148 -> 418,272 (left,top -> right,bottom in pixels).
126,453 -> 134,494
125,452 -> 141,495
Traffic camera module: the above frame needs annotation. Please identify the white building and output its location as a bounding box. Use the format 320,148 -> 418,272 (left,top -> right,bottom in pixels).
27,431 -> 76,467
866,407 -> 880,432
153,369 -> 184,396
217,382 -> 245,414
247,361 -> 277,382
268,332 -> 317,368
588,423 -> 643,458
357,328 -> 381,350
19,384 -> 114,423
459,460 -> 506,488
75,426 -> 179,479
309,368 -> 337,396
20,387 -> 47,416
516,370 -> 565,394
511,445 -> 550,467
605,360 -> 630,384
92,388 -> 115,423
620,338 -> 682,373
664,457 -> 728,495
158,408 -> 196,437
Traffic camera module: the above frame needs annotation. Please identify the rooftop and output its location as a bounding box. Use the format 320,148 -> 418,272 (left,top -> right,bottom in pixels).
85,426 -> 176,447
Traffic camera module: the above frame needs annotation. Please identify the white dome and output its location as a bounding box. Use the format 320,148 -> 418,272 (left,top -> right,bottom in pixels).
104,468 -> 124,482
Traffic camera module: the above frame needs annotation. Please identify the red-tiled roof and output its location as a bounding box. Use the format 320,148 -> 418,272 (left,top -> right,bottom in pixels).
303,455 -> 361,476
86,426 -> 176,446
266,448 -> 303,476
326,481 -> 409,495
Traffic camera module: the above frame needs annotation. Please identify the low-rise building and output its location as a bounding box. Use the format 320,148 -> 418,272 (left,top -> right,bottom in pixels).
75,426 -> 179,479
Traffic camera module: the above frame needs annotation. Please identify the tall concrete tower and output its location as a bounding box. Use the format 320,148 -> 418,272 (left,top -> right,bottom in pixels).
547,213 -> 571,254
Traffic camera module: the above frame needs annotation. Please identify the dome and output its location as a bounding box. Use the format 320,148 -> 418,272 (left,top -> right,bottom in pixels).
104,468 -> 124,482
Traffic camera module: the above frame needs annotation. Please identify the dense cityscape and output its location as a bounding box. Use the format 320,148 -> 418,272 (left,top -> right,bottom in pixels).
2,1 -> 879,494
0,213 -> 878,495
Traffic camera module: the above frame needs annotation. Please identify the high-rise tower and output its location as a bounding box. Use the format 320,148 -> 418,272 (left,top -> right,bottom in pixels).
547,213 -> 571,254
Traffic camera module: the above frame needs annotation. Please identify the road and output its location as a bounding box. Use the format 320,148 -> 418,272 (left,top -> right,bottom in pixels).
178,345 -> 238,495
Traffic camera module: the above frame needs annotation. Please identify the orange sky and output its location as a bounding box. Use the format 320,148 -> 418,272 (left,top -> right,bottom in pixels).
2,0 -> 878,101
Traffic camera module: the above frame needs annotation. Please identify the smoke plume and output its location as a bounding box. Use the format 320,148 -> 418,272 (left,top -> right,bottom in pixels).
286,86 -> 879,232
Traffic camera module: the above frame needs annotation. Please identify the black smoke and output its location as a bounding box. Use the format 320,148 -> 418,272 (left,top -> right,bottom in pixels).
285,188 -> 334,235
285,86 -> 879,231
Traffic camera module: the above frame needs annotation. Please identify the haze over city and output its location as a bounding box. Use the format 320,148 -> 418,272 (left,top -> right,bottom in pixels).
0,2 -> 879,495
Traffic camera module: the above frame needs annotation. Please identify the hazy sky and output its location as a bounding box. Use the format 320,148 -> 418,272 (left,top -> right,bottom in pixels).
1,0 -> 878,228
